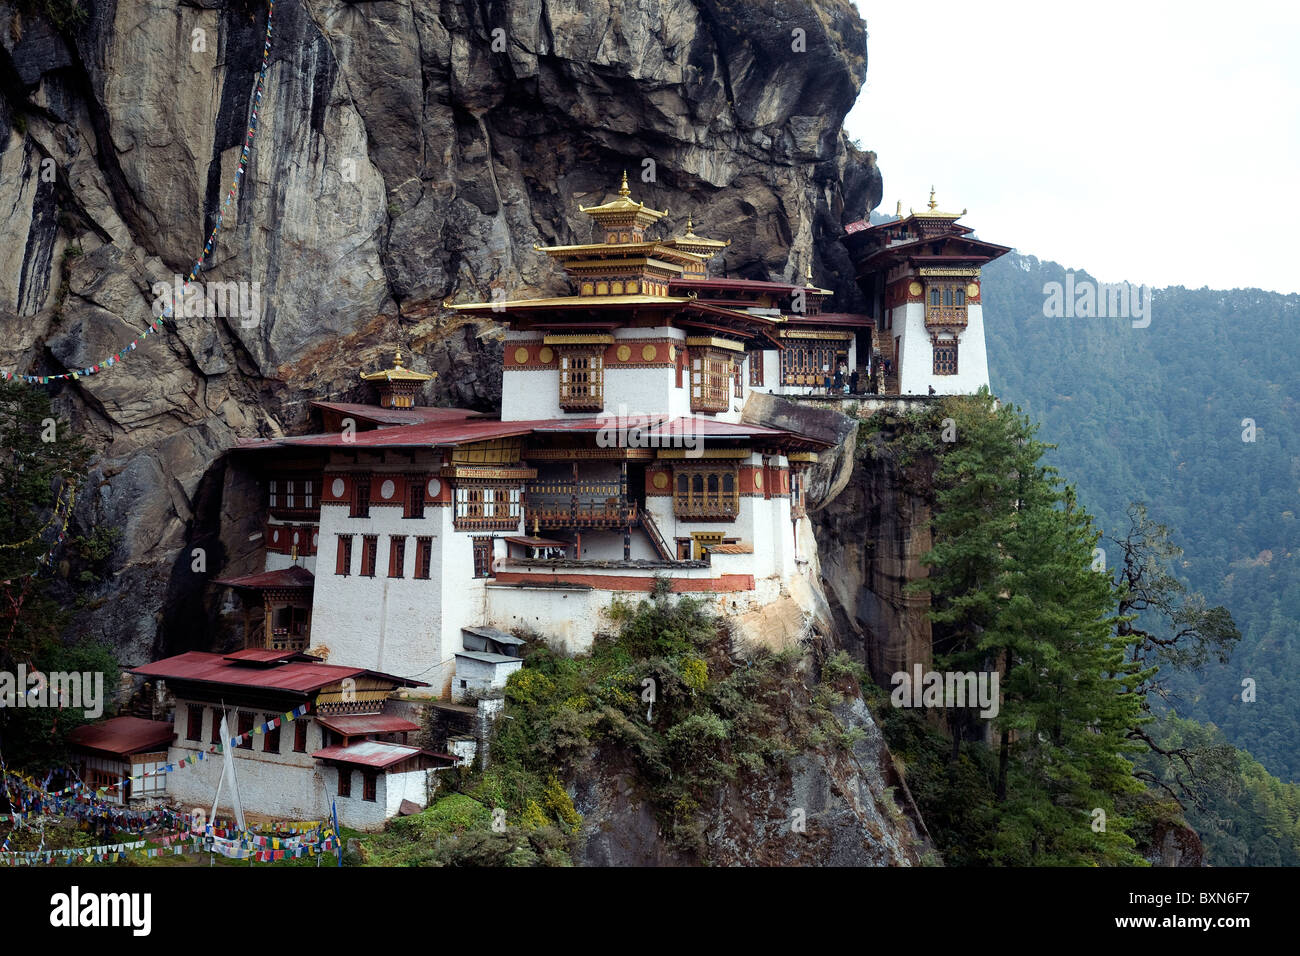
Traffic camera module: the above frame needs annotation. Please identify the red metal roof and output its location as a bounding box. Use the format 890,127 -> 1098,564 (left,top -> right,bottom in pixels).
311,402 -> 488,426
214,566 -> 315,589
131,651 -> 427,692
267,418 -> 534,450
316,714 -> 421,737
68,717 -> 175,757
222,649 -> 322,664
311,741 -> 454,769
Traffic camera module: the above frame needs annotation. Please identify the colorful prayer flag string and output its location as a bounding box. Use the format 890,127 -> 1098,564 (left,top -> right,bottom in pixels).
0,2 -> 276,388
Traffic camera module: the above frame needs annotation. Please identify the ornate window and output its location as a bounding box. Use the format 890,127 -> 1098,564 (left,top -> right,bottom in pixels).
924,283 -> 968,327
933,340 -> 958,375
388,536 -> 406,578
733,360 -> 744,398
673,467 -> 740,520
559,350 -> 604,411
473,536 -> 493,578
454,482 -> 522,531
690,349 -> 731,412
779,344 -> 837,386
748,352 -> 764,387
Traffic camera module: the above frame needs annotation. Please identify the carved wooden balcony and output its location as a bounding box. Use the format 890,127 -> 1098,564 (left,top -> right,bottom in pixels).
924,306 -> 968,328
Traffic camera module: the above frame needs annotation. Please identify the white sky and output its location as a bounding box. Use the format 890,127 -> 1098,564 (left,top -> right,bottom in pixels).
845,0 -> 1300,293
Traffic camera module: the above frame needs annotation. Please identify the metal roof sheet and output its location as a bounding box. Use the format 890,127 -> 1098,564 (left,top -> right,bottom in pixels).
68,717 -> 175,757
316,714 -> 421,737
131,651 -> 426,692
462,625 -> 527,646
311,741 -> 452,769
214,566 -> 315,589
455,651 -> 523,665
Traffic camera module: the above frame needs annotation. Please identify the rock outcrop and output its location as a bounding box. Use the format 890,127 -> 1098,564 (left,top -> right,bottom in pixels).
0,0 -> 880,662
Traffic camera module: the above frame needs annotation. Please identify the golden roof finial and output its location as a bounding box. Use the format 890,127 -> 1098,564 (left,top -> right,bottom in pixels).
805,259 -> 814,287
928,186 -> 937,211
895,199 -> 902,217
394,349 -> 404,368
619,171 -> 631,198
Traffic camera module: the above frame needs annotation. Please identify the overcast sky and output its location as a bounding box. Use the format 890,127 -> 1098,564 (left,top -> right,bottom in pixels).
845,0 -> 1300,294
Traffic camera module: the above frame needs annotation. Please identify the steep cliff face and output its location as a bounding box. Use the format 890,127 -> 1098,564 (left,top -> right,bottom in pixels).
0,0 -> 880,661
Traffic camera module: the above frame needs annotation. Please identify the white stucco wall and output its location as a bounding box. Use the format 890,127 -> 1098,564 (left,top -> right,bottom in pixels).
896,301 -> 990,396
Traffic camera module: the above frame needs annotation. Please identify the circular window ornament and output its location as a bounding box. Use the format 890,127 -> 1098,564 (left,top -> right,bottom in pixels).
641,344 -> 657,362
313,533 -> 319,547
538,346 -> 554,363
617,345 -> 632,362
380,479 -> 396,500
292,530 -> 300,544
754,470 -> 764,489
652,472 -> 669,490
331,478 -> 345,498
272,529 -> 280,543
967,282 -> 980,299
427,478 -> 441,498
513,347 -> 529,365
667,345 -> 676,362
908,280 -> 923,297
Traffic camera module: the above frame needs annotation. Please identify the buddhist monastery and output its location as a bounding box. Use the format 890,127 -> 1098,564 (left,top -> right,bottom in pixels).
842,189 -> 1010,394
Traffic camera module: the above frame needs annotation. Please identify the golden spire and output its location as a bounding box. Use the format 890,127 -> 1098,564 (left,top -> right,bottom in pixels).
805,259 -> 814,288
685,214 -> 696,237
393,349 -> 404,368
928,186 -> 937,210
619,171 -> 631,198
895,199 -> 902,217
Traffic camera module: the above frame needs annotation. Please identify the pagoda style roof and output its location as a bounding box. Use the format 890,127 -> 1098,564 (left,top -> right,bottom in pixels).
132,651 -> 427,693
577,171 -> 668,221
359,349 -> 435,383
448,293 -> 694,312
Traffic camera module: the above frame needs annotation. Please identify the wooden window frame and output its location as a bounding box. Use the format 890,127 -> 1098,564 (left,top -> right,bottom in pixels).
472,536 -> 494,578
186,704 -> 202,742
672,466 -> 740,520
362,771 -> 377,802
454,482 -> 521,531
237,711 -> 254,750
350,474 -> 371,518
360,535 -> 379,577
404,476 -> 425,518
293,720 -> 308,754
335,534 -> 353,576
924,282 -> 969,327
338,767 -> 351,798
779,343 -> 837,387
211,708 -> 224,745
748,351 -> 764,387
414,536 -> 433,579
933,340 -> 958,376
264,720 -> 280,754
558,349 -> 604,411
690,348 -> 731,413
389,536 -> 406,578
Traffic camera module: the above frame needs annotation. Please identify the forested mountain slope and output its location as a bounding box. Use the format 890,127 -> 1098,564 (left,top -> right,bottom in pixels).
983,252 -> 1300,781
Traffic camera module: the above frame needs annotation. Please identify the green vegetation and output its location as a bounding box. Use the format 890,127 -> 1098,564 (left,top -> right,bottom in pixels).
358,580 -> 849,864
984,253 -> 1300,782
0,380 -> 114,768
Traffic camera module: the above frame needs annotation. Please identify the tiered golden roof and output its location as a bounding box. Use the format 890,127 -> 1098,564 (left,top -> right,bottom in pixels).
911,185 -> 966,220
360,349 -> 435,382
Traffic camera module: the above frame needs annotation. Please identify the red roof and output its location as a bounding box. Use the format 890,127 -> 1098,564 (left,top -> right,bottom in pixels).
316,714 -> 421,737
786,312 -> 873,328
256,418 -> 533,451
222,649 -> 322,664
311,402 -> 488,426
311,741 -> 454,770
131,651 -> 426,693
215,566 -> 315,589
68,716 -> 175,757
